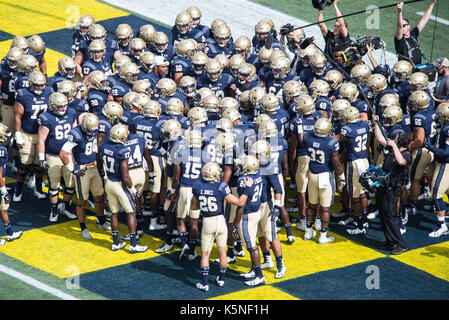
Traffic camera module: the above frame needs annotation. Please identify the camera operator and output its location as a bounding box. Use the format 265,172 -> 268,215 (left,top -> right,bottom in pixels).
279,25 -> 306,72
373,116 -> 412,255
317,0 -> 351,59
432,57 -> 449,104
395,0 -> 437,65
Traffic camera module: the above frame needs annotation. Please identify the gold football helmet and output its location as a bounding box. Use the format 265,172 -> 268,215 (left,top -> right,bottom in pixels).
206,58 -> 223,82
436,102 -> 449,124
408,90 -> 430,112
215,132 -> 235,153
133,79 -> 152,96
165,97 -> 184,116
332,99 -> 351,120
123,91 -> 138,110
350,63 -> 372,85
409,72 -> 429,91
238,63 -> 256,84
258,46 -> 274,65
239,90 -> 252,111
185,130 -> 203,148
202,94 -> 220,113
81,113 -> 99,136
379,93 -> 399,111
309,79 -> 330,100
219,97 -> 239,113
213,24 -> 231,48
139,24 -> 156,44
270,56 -> 291,80
119,62 -> 140,85
215,53 -> 230,71
269,50 -> 287,64
222,108 -> 241,123
88,39 -> 106,62
393,60 -> 413,82
187,6 -> 202,22
258,119 -> 278,138
298,44 -> 318,67
234,36 -> 252,56
367,74 -> 387,96
191,51 -> 208,76
283,80 -> 307,104
249,86 -> 267,107
57,80 -> 76,100
140,51 -> 156,73
175,11 -> 192,35
313,118 -> 332,137
115,24 -> 133,47
142,100 -> 162,119
77,14 -> 95,36
215,118 -> 233,133
0,123 -> 11,145
250,140 -> 271,165
110,123 -> 129,144
179,75 -> 197,98
88,24 -> 106,40
310,52 -> 327,76
229,54 -> 246,77
88,70 -> 109,92
161,119 -> 182,142
253,114 -> 272,130
5,47 -> 23,71
29,70 -> 46,95
255,18 -> 274,39
49,92 -> 68,117
338,82 -> 359,103
324,70 -> 344,90
28,35 -> 45,54
187,107 -> 208,126
129,38 -> 146,62
202,162 -> 222,182
102,101 -> 124,123
155,78 -> 177,98
152,31 -> 169,54
176,39 -> 197,60
11,36 -> 29,53
114,55 -> 132,73
132,93 -> 151,111
58,57 -> 76,79
382,105 -> 403,127
261,93 -> 280,112
241,155 -> 259,175
296,94 -> 316,115
17,54 -> 38,74
342,106 -> 360,124
194,87 -> 214,107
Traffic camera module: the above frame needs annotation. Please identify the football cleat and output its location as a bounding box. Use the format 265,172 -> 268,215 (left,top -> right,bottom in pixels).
338,216 -> 354,225
296,218 -> 306,231
7,231 -> 23,242
346,227 -> 366,235
196,282 -> 209,292
34,189 -> 46,200
120,233 -> 140,241
28,174 -> 35,189
130,244 -> 148,253
216,276 -> 225,287
155,243 -> 173,253
314,218 -> 321,231
304,228 -> 316,240
215,256 -> 236,264
275,265 -> 287,279
405,203 -> 417,216
111,242 -> 127,251
97,220 -> 111,231
240,269 -> 256,279
104,208 -> 112,218
287,235 -> 295,244
0,239 -> 5,247
400,227 -> 406,235
245,276 -> 265,286
149,217 -> 166,230
81,229 -> 93,240
49,207 -> 59,223
367,210 -> 379,220
179,244 -> 190,260
261,258 -> 274,269
318,234 -> 334,244
429,224 -> 449,237
58,203 -> 77,219
233,248 -> 245,257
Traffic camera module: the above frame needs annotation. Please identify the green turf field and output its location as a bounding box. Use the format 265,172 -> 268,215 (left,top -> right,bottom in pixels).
250,0 -> 449,63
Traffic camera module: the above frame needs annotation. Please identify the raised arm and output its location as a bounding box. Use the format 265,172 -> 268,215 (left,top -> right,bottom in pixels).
417,0 -> 436,33
396,2 -> 405,40
333,0 -> 348,38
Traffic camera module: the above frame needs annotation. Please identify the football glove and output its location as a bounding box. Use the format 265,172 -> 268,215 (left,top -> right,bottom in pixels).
232,226 -> 240,240
1,191 -> 10,205
270,205 -> 281,222
422,137 -> 431,149
72,164 -> 86,177
147,172 -> 156,187
39,160 -> 50,169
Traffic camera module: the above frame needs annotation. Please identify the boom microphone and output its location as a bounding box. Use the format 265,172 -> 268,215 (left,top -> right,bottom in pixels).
300,36 -> 315,49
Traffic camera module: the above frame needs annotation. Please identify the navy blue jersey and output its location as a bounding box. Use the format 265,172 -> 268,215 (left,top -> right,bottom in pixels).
165,136 -> 185,178
149,45 -> 176,64
315,97 -> 332,118
292,116 -> 315,157
353,98 -> 370,115
145,72 -> 164,89
72,30 -> 89,58
412,108 -> 437,142
265,73 -> 301,97
29,48 -> 46,63
174,148 -> 211,187
78,39 -> 118,63
435,123 -> 449,163
386,124 -> 405,141
121,109 -> 143,128
303,132 -> 339,174
49,72 -> 71,92
100,139 -> 131,182
192,181 -> 231,218
244,53 -> 259,65
340,121 -> 370,161
69,98 -> 89,118
37,108 -> 77,156
67,126 -> 98,165
125,133 -> 146,169
267,109 -> 291,136
205,113 -> 220,127
251,36 -> 280,54
132,117 -> 165,157
110,79 -> 132,99
233,123 -> 256,153
82,58 -> 113,78
264,135 -> 288,175
0,145 -> 8,178
400,114 -> 412,134
204,39 -> 234,58
87,89 -> 109,115
16,87 -> 53,134
107,73 -> 121,89
196,72 -> 233,99
193,24 -> 211,39
170,56 -> 191,77
98,113 -> 112,137
0,62 -> 18,105
259,169 -> 283,204
257,65 -> 271,84
15,72 -> 30,91
158,91 -> 186,115
237,172 -> 263,214
300,65 -> 333,87
232,78 -> 262,96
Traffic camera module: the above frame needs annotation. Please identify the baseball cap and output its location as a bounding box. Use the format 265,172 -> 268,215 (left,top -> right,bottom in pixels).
151,56 -> 169,67
433,57 -> 449,68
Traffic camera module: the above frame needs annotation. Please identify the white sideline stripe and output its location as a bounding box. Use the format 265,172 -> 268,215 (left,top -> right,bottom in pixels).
0,264 -> 80,300
416,12 -> 449,26
103,0 -> 397,66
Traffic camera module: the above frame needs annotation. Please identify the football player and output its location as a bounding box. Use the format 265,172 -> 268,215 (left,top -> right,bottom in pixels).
390,60 -> 413,109
205,23 -> 234,58
86,70 -> 113,115
234,155 -> 266,286
188,51 -> 209,80
99,123 -> 148,253
300,118 -> 345,244
171,11 -> 205,47
300,52 -> 333,87
138,51 -> 156,81
110,62 -> 139,104
265,56 -> 299,98
338,82 -> 370,122
295,43 -> 318,76
408,72 -> 434,110
171,130 -> 212,260
309,79 -> 332,119
250,140 -> 287,278
81,39 -> 113,83
192,162 -> 254,292
27,35 -> 47,77
187,6 -> 210,40
202,94 -> 221,127
165,97 -> 190,129
13,70 -> 54,202
334,107 -> 370,234
323,69 -> 344,101
115,24 -> 134,56
367,73 -> 396,117
97,101 -> 123,146
154,78 -> 186,114
37,92 -> 78,222
229,54 -> 246,80
149,31 -> 176,63
137,24 -> 156,51
197,58 -> 233,99
0,123 -> 23,246
178,76 -> 198,111
50,57 -> 77,91
71,14 -> 95,59
57,80 -> 89,121
127,38 -> 147,66
350,63 -> 372,101
229,63 -> 261,100
260,93 -> 290,137
251,18 -> 281,54
233,36 -> 258,65
59,113 -> 111,239
171,39 -> 197,84
282,80 -> 308,119
422,102 -> 449,238
15,54 -> 38,91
